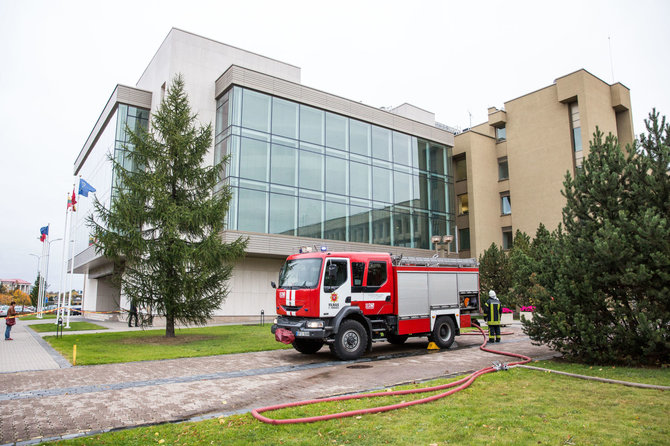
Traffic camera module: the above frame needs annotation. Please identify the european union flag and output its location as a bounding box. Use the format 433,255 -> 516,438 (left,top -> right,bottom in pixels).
78,178 -> 97,197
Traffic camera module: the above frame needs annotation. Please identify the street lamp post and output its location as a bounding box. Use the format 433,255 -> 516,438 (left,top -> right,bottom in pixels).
43,238 -> 63,318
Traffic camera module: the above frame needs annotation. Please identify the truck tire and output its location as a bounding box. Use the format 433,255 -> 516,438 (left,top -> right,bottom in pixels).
431,316 -> 456,349
292,339 -> 324,354
332,319 -> 368,360
386,333 -> 409,345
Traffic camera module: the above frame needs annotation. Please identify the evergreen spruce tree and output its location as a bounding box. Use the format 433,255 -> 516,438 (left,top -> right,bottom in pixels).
88,75 -> 247,337
508,230 -> 532,308
524,111 -> 670,364
30,274 -> 40,308
478,243 -> 512,307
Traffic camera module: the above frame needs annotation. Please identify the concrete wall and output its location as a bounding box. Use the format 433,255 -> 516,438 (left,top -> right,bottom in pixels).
455,69 -> 634,258
82,276 -> 121,321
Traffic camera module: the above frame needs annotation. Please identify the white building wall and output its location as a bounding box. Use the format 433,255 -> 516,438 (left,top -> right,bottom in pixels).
216,256 -> 285,317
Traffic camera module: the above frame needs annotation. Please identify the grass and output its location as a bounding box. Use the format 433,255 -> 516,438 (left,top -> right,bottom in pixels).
20,313 -> 58,320
47,360 -> 670,445
29,321 -> 107,333
44,324 -> 290,365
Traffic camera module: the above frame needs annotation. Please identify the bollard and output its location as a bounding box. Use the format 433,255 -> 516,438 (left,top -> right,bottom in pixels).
57,317 -> 63,338
260,309 -> 265,326
73,344 -> 77,366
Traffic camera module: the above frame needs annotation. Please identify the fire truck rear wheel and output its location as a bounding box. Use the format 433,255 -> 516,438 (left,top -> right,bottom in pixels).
431,316 -> 456,349
332,319 -> 368,360
292,339 -> 324,354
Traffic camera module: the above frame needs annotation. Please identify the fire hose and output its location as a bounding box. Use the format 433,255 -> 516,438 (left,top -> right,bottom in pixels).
251,325 -> 531,424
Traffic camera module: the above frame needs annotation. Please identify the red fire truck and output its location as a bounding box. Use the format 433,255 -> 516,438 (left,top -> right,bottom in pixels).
271,249 -> 480,360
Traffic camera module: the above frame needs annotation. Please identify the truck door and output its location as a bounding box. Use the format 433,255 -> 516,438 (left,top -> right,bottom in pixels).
320,258 -> 351,317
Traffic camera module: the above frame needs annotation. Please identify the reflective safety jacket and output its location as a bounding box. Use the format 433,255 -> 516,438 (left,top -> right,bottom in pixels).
484,297 -> 502,326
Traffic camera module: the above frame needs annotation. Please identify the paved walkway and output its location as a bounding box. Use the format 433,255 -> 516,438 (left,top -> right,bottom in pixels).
0,320 -> 558,445
0,322 -> 62,373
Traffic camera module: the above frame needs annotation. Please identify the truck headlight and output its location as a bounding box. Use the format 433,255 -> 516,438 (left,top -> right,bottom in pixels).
306,320 -> 324,329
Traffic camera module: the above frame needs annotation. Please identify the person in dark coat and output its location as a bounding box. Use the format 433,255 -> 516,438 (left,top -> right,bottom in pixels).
5,301 -> 16,340
128,301 -> 139,327
484,290 -> 502,342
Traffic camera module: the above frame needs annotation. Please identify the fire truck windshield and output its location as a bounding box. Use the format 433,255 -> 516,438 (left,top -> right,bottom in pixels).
278,258 -> 323,289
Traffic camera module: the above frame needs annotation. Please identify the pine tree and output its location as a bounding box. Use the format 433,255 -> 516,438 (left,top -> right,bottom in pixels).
88,75 -> 247,337
478,243 -> 512,307
524,111 -> 670,364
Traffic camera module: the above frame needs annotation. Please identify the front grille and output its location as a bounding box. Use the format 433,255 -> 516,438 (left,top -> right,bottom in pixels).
282,305 -> 303,312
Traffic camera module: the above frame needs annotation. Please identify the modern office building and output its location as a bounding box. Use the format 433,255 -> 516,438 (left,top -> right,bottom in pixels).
452,69 -> 634,258
73,28 -> 457,321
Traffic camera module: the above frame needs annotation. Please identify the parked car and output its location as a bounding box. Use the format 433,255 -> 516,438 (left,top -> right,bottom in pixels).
0,305 -> 7,316
70,305 -> 82,315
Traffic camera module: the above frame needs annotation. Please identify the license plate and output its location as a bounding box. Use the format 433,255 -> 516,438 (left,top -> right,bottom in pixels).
296,330 -> 309,337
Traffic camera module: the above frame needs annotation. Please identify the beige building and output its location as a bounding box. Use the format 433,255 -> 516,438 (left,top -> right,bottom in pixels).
453,69 -> 634,258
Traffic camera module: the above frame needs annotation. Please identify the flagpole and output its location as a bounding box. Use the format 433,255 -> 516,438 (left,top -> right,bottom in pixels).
56,194 -> 71,324
38,228 -> 48,318
65,181 -> 80,328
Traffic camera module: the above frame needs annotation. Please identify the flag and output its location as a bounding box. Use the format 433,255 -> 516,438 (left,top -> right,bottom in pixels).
40,226 -> 48,242
67,189 -> 77,212
78,178 -> 96,197
67,190 -> 77,212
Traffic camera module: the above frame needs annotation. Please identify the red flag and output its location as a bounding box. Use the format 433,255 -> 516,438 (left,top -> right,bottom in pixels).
68,189 -> 77,212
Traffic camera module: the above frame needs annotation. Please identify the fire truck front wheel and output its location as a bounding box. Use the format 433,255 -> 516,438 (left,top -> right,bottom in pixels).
331,319 -> 368,360
431,316 -> 456,349
292,339 -> 325,354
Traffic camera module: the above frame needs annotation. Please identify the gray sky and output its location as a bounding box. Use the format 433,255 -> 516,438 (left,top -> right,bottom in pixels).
1,0 -> 668,291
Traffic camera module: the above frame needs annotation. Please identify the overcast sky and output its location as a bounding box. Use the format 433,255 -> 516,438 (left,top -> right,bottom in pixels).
1,0 -> 668,291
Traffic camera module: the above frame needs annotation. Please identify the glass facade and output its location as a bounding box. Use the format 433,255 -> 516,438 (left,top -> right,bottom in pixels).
73,104 -> 150,256
215,86 -> 454,249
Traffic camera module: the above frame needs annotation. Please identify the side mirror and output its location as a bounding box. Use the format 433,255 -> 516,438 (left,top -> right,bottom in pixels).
271,281 -> 277,289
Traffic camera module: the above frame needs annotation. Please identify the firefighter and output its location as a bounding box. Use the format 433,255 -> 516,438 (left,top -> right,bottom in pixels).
484,290 -> 502,342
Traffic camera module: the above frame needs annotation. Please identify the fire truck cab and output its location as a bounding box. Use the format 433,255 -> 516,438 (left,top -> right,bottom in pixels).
271,249 -> 480,360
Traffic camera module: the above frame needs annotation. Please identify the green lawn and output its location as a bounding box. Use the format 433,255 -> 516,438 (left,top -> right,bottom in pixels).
48,360 -> 669,445
29,321 -> 107,333
44,324 -> 290,365
20,313 -> 58,320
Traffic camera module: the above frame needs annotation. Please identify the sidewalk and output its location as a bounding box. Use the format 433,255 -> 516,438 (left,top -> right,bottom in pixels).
0,323 -> 63,373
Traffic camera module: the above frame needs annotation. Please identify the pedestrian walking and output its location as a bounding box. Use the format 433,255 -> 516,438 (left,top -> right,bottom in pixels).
484,290 -> 502,343
128,301 -> 139,327
5,301 -> 16,340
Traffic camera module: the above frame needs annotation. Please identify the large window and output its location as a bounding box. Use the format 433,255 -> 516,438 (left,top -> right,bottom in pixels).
496,125 -> 506,142
459,227 -> 470,251
570,102 -> 583,169
454,156 -> 467,181
216,86 -> 455,249
498,157 -> 509,180
501,192 -> 511,215
458,194 -> 469,215
502,227 -> 513,250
